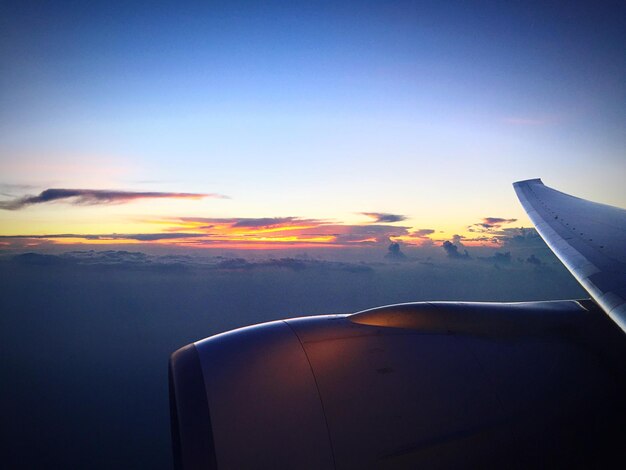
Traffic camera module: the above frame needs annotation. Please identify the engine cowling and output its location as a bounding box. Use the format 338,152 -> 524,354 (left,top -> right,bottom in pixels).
170,300 -> 626,469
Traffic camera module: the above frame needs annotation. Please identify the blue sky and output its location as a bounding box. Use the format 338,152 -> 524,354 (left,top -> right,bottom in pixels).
1,0 -> 624,250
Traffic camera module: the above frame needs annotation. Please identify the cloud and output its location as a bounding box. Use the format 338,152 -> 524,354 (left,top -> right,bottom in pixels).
217,257 -> 311,271
166,217 -> 410,246
450,227 -> 544,249
496,227 -> 542,246
8,252 -> 72,266
526,254 -> 542,266
468,217 -> 518,232
173,217 -> 330,233
177,216 -> 325,229
452,234 -> 465,246
361,212 -> 407,223
483,217 -> 517,226
6,250 -> 195,270
4,250 -> 375,274
0,233 -> 205,242
479,251 -> 512,264
232,217 -> 308,228
0,223 -> 411,248
111,233 -> 205,241
0,188 -> 225,210
385,242 -> 407,261
410,229 -> 435,237
0,183 -> 37,198
442,240 -> 471,259
331,225 -> 410,244
398,228 -> 436,247
190,256 -> 374,273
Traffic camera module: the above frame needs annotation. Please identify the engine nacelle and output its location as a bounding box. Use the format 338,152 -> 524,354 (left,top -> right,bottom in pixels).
170,301 -> 626,469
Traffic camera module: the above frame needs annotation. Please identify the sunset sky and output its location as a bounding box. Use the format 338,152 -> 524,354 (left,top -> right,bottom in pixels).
1,1 -> 624,253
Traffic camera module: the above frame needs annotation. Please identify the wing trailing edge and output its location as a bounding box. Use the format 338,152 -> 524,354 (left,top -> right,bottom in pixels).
514,178 -> 626,333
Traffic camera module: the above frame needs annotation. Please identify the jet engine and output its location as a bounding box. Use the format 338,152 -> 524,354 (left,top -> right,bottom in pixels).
170,300 -> 626,469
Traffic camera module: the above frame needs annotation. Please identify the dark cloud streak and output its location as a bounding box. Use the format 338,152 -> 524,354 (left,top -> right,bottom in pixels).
361,212 -> 407,223
175,216 -> 327,228
231,217 -> 318,228
469,217 -> 518,232
0,188 -> 226,210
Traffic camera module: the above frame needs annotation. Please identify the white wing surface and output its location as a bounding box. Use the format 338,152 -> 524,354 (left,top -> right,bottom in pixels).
514,178 -> 626,333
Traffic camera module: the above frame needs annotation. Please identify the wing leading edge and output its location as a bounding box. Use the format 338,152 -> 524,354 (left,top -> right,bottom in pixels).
514,178 -> 626,333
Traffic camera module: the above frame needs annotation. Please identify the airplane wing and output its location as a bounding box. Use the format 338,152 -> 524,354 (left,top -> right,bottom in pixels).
514,178 -> 626,333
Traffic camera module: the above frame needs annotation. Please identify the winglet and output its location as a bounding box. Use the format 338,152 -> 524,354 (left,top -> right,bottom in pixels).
513,178 -> 543,187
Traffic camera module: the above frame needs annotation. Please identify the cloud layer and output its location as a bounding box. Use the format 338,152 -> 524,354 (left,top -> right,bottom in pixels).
0,242 -> 585,469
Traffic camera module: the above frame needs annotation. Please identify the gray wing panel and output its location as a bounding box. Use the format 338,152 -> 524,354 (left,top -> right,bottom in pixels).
514,178 -> 626,333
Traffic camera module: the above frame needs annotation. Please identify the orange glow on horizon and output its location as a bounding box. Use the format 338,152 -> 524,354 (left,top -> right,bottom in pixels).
51,238 -> 143,245
179,241 -> 345,250
0,213 -> 523,250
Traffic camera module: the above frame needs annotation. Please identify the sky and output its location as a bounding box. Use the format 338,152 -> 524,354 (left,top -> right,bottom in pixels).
0,2 -> 624,467
1,0 -> 624,253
